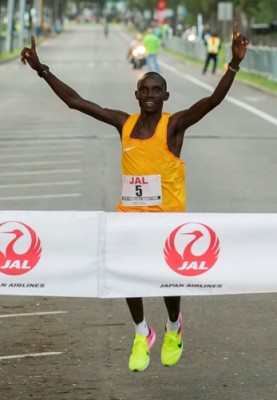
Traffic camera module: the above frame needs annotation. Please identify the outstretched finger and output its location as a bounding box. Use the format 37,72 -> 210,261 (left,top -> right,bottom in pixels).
31,35 -> 36,52
233,20 -> 238,38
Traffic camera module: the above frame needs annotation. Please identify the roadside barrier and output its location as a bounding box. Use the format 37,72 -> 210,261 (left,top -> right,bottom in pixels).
165,37 -> 277,82
0,211 -> 276,298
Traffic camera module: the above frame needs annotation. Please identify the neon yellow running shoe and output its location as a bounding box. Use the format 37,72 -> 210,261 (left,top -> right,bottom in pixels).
128,326 -> 156,372
161,313 -> 183,367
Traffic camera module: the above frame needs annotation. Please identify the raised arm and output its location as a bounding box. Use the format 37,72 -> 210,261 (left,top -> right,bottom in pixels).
21,36 -> 128,132
171,21 -> 249,134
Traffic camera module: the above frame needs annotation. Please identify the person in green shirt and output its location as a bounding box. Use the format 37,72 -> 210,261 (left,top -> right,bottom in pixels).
143,28 -> 160,73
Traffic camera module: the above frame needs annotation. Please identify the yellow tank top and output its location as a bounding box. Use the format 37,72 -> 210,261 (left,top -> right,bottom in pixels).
116,112 -> 186,212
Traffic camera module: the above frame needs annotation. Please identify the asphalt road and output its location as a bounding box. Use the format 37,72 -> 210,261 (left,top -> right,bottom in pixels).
0,23 -> 276,400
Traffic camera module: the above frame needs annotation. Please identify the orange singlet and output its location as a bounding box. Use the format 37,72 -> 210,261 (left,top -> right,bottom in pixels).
116,113 -> 186,212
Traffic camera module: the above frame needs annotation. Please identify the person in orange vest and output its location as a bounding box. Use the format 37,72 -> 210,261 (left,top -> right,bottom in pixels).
203,32 -> 222,74
21,22 -> 248,373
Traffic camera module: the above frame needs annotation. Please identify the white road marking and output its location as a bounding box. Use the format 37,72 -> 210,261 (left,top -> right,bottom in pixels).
0,141 -> 84,147
225,96 -> 277,126
0,137 -> 83,141
0,181 -> 81,188
0,160 -> 80,167
0,352 -> 63,360
0,169 -> 82,177
0,311 -> 68,318
160,61 -> 277,126
0,193 -> 82,200
0,312 -> 67,361
0,151 -> 84,159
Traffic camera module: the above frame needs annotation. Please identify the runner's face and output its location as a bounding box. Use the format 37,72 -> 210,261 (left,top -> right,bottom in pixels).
135,76 -> 169,113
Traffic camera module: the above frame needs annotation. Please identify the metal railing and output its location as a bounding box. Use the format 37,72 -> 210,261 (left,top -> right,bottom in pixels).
164,36 -> 277,82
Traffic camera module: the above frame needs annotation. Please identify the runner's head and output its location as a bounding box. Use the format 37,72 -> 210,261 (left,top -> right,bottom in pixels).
137,72 -> 167,91
135,73 -> 169,113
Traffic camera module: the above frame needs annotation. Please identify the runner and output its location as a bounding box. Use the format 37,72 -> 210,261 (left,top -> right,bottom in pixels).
21,21 -> 248,372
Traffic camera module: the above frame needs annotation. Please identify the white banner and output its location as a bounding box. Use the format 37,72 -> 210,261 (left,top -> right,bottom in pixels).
0,211 -> 102,297
0,211 -> 276,298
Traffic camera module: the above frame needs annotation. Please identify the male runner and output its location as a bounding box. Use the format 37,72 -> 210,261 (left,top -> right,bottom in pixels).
21,22 -> 248,372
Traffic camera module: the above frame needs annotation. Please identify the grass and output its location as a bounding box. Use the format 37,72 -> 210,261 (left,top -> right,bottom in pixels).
0,47 -> 22,62
0,36 -> 44,63
234,70 -> 277,92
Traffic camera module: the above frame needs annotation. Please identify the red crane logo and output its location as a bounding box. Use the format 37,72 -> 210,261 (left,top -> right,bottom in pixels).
0,221 -> 42,276
164,222 -> 220,276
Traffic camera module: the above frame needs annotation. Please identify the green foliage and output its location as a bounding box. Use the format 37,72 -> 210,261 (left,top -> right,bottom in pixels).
127,0 -> 277,24
236,0 -> 277,21
130,0 -> 157,13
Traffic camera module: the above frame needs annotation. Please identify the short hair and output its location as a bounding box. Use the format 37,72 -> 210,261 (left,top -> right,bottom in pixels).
137,72 -> 167,91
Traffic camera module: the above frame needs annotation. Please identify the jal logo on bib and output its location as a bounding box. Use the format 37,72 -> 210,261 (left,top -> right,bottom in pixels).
164,222 -> 220,276
0,221 -> 42,276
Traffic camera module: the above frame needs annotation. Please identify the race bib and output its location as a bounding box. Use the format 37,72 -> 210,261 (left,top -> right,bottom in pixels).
121,175 -> 162,206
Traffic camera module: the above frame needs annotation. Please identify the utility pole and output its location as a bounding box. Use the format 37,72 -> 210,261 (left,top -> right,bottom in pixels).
19,0 -> 26,47
40,0 -> 43,30
53,0 -> 63,33
7,0 -> 15,52
32,0 -> 43,34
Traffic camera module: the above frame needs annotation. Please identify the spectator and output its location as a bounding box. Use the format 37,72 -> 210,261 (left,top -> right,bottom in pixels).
143,28 -> 160,73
